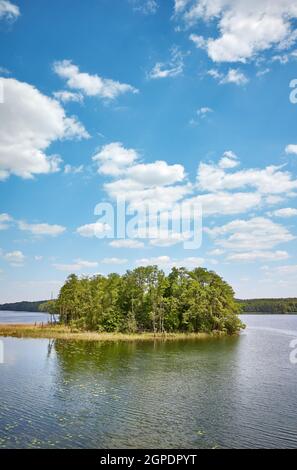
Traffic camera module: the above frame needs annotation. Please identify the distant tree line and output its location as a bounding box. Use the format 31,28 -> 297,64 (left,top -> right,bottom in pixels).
41,266 -> 244,335
238,298 -> 297,314
0,301 -> 47,312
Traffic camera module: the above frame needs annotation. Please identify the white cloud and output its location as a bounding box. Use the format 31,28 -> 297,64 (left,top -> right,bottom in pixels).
177,0 -> 297,63
53,259 -> 98,272
149,231 -> 192,247
190,106 -> 213,125
174,0 -> 190,14
189,191 -> 261,216
270,264 -> 297,275
53,60 -> 138,100
206,217 -> 295,251
0,0 -> 20,21
97,142 -> 189,211
101,257 -> 128,265
189,33 -> 207,49
53,90 -> 84,104
221,69 -> 249,85
0,78 -> 89,180
93,142 -> 139,177
227,250 -> 289,262
197,160 -> 297,195
136,255 -> 205,268
197,106 -> 213,117
76,222 -> 111,238
218,150 -> 239,169
105,180 -> 191,211
3,250 -> 25,266
269,208 -> 297,218
256,68 -> 271,77
285,144 -> 297,155
207,68 -> 248,85
64,164 -> 84,174
126,161 -> 185,186
109,239 -> 144,249
0,66 -> 10,75
207,248 -> 225,256
148,46 -> 185,79
18,221 -> 66,237
0,213 -> 12,230
130,0 -> 158,14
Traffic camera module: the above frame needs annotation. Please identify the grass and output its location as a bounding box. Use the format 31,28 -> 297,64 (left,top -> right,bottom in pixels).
0,323 -> 227,342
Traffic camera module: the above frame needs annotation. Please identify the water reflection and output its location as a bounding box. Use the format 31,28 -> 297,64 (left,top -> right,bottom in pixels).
0,316 -> 297,449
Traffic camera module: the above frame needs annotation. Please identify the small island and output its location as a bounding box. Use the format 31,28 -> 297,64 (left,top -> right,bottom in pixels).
0,266 -> 245,341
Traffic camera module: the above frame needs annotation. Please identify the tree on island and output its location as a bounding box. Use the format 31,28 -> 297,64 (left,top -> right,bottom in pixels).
43,266 -> 244,335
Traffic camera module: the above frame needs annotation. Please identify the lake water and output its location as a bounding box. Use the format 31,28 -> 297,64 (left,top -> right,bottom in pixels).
0,314 -> 297,449
0,311 -> 51,324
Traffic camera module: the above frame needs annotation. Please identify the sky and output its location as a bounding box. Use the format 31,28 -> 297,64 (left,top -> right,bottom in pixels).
0,0 -> 297,302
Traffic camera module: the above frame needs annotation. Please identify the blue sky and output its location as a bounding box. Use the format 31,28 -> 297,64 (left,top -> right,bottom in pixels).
0,0 -> 297,301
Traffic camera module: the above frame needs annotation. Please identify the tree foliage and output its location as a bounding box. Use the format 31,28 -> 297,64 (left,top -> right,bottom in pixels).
238,298 -> 297,314
50,266 -> 244,335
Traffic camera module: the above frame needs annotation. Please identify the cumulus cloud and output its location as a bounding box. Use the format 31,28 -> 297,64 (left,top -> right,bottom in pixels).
268,208 -> 297,218
93,142 -> 189,211
101,257 -> 128,265
76,222 -> 111,238
0,0 -> 20,22
148,46 -> 185,79
176,0 -> 297,63
93,142 -> 139,177
285,144 -> 297,155
218,150 -> 239,169
0,213 -> 12,230
0,78 -> 89,181
126,161 -> 185,186
3,250 -> 25,267
53,90 -> 84,104
53,60 -> 138,100
227,250 -> 289,262
64,164 -> 84,174
136,256 -> 205,268
206,217 -> 295,251
109,239 -> 144,249
53,259 -> 98,272
130,0 -> 158,14
197,160 -> 297,195
208,68 -> 248,85
197,106 -> 213,117
190,191 -> 262,216
18,221 -> 66,237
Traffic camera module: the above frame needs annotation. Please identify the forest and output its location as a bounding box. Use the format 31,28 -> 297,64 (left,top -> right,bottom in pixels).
239,298 -> 297,314
41,266 -> 244,335
0,301 -> 47,312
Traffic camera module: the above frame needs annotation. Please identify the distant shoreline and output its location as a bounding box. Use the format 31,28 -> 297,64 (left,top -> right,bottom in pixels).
0,324 -> 232,342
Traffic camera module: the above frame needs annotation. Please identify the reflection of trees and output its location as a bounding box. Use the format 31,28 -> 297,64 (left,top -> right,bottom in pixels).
51,336 -> 242,449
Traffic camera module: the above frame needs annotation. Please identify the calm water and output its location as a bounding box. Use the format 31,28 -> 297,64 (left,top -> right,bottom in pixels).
0,311 -> 50,324
0,314 -> 297,449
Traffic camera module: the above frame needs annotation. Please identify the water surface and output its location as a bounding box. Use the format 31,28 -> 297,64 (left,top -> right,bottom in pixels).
0,314 -> 296,449
0,311 -> 50,324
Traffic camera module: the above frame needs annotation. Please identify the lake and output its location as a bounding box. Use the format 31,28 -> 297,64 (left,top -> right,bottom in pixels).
0,311 -> 51,325
0,314 -> 297,449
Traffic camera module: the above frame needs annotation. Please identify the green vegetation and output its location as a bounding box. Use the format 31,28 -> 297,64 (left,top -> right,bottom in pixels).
0,300 -> 47,312
238,298 -> 297,314
0,324 -> 222,342
43,266 -> 244,335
